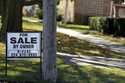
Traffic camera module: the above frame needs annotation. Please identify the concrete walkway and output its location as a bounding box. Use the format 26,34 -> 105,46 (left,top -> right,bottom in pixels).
57,52 -> 125,69
23,17 -> 125,54
57,28 -> 125,54
22,18 -> 125,69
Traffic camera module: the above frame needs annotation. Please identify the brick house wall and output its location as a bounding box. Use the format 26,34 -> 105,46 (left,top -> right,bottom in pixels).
74,0 -> 112,24
58,0 -> 112,24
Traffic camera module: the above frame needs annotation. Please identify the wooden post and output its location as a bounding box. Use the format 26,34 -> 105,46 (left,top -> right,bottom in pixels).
42,0 -> 57,83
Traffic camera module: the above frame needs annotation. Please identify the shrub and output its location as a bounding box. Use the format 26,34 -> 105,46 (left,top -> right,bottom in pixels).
36,8 -> 62,21
57,14 -> 62,21
89,17 -> 107,33
36,9 -> 43,19
89,17 -> 125,36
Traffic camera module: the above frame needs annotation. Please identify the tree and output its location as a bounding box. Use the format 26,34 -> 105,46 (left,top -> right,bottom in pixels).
6,0 -> 22,32
42,0 -> 57,82
0,0 -> 23,41
0,0 -> 8,41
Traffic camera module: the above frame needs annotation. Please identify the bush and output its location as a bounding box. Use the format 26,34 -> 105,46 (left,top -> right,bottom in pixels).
36,9 -> 43,19
89,17 -> 125,36
36,8 -> 62,21
89,17 -> 107,33
57,14 -> 62,21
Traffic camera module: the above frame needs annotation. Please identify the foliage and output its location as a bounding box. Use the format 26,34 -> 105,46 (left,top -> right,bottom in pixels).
36,9 -> 43,19
89,17 -> 125,36
57,14 -> 62,21
57,0 -> 60,5
106,18 -> 125,36
89,17 -> 107,33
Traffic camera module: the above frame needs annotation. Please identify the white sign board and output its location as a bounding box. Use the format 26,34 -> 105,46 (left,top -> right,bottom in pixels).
7,32 -> 41,58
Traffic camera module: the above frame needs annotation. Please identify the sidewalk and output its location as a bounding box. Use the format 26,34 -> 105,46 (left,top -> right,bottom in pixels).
57,27 -> 125,54
23,17 -> 125,54
57,52 -> 125,69
4,18 -> 125,70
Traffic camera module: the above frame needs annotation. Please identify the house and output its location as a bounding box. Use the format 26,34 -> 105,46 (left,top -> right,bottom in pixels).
58,0 -> 112,24
112,2 -> 125,18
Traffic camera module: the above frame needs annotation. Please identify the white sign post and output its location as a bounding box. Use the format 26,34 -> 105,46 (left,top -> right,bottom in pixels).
7,32 -> 41,58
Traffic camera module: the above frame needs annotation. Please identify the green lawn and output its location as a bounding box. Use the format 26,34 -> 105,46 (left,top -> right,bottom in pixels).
57,33 -> 125,59
23,21 -> 125,59
57,57 -> 125,83
0,19 -> 125,82
59,23 -> 125,45
0,51 -> 125,83
23,16 -> 40,20
23,20 -> 43,31
0,32 -> 125,82
88,32 -> 125,45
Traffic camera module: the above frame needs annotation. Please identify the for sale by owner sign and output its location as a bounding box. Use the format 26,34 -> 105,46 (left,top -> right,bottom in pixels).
7,32 -> 41,58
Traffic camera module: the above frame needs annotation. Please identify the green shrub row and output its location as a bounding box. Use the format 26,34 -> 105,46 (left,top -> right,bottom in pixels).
89,17 -> 107,33
89,17 -> 125,36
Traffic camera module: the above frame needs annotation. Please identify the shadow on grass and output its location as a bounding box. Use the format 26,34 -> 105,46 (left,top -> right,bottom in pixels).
0,53 -> 125,83
0,57 -> 42,82
0,51 -> 51,83
57,33 -> 125,59
0,27 -> 125,82
57,57 -> 125,83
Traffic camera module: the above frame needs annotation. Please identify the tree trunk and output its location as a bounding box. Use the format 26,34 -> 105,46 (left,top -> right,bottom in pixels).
0,0 -> 7,41
0,0 -> 23,41
42,0 -> 57,82
6,0 -> 22,32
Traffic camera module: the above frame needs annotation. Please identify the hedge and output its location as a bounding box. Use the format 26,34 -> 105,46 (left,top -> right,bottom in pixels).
89,17 -> 125,36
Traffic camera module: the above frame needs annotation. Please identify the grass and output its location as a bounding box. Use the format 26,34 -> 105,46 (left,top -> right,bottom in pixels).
21,21 -> 125,59
23,16 -> 40,21
57,57 -> 125,83
0,19 -> 125,82
23,20 -> 43,31
59,23 -> 125,45
57,33 -> 125,59
88,31 -> 125,45
0,43 -> 41,81
0,49 -> 125,83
